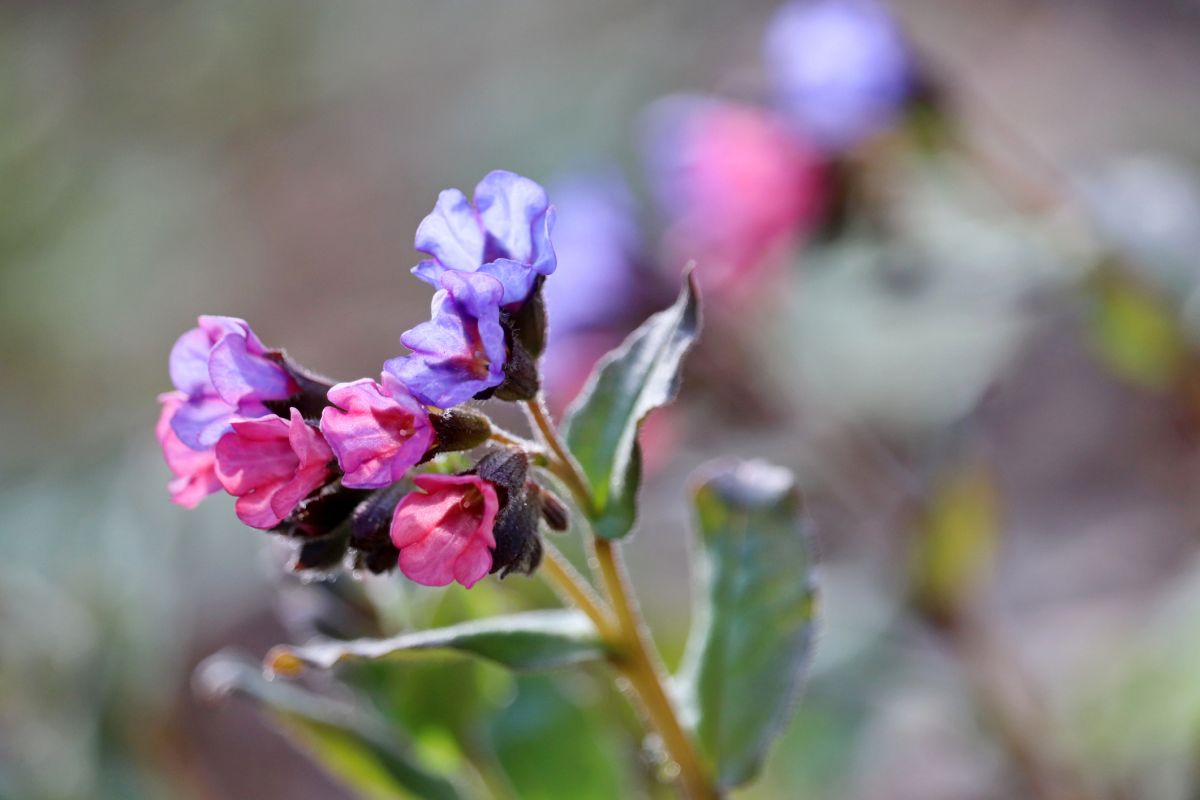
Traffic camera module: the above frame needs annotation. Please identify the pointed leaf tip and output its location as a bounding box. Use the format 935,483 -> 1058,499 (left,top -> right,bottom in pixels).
563,275 -> 701,539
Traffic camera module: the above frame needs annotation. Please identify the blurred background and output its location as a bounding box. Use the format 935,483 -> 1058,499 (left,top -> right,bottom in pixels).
3,1 -> 1200,798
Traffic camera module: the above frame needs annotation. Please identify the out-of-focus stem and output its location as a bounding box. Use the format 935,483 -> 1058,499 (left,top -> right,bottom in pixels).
939,611 -> 1094,800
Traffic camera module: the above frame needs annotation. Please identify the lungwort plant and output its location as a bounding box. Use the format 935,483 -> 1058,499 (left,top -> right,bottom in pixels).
160,170 -> 817,799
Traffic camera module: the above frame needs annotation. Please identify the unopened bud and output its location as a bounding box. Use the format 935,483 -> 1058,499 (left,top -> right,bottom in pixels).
429,407 -> 492,455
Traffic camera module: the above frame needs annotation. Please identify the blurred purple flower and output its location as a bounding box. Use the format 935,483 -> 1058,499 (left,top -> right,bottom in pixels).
412,170 -> 556,307
542,170 -> 642,336
320,374 -> 434,489
385,271 -> 507,408
168,315 -> 296,450
763,0 -> 910,150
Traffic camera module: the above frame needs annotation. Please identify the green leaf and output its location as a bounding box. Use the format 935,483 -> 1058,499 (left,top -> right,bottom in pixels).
677,460 -> 818,790
562,273 -> 700,539
267,610 -> 607,675
490,676 -> 633,800
194,652 -> 464,800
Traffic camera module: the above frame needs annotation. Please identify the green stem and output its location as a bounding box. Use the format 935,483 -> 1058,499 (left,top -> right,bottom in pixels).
540,540 -> 617,641
524,395 -> 718,800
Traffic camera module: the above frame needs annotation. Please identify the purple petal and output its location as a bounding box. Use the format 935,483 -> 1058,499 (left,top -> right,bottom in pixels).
170,394 -> 237,450
414,188 -> 485,273
197,315 -> 267,354
387,272 -> 507,408
474,170 -> 556,276
209,334 -> 295,406
169,327 -> 215,397
411,259 -> 449,291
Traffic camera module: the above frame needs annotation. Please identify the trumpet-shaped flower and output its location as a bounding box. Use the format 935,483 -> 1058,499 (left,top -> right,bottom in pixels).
214,408 -> 334,529
412,170 -> 556,307
168,316 -> 296,450
390,473 -> 499,588
319,374 -> 434,489
385,271 -> 507,409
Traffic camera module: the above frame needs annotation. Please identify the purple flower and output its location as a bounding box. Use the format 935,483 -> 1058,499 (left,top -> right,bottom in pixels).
319,374 -> 434,489
384,271 -> 507,409
412,170 -> 556,307
168,316 -> 297,450
763,0 -> 910,151
543,169 -> 643,336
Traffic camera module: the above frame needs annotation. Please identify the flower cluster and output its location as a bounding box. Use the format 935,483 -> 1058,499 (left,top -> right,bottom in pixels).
157,171 -> 566,588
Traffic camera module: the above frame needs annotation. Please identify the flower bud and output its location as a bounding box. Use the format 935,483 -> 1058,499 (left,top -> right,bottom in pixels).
532,483 -> 570,532
429,407 -> 493,455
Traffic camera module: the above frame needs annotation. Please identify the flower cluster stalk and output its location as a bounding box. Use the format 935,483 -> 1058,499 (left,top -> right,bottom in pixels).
524,397 -> 720,800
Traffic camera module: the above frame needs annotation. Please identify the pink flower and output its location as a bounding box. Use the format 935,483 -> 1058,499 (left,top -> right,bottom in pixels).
390,474 -> 499,588
214,408 -> 334,529
643,97 -> 826,307
319,375 -> 434,489
156,391 -> 222,508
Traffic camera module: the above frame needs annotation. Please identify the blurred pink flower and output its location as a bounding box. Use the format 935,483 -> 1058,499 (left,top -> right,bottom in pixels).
320,374 -> 434,489
390,473 -> 499,588
214,408 -> 334,529
643,97 -> 826,308
155,391 -> 222,508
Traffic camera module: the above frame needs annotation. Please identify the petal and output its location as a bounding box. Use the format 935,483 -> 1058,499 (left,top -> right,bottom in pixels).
477,258 -> 538,308
170,394 -> 237,450
235,488 -> 285,529
411,258 -> 449,291
384,354 -> 488,410
157,392 -> 222,508
169,327 -> 215,397
209,334 -> 295,406
414,188 -> 485,273
213,416 -> 296,496
286,407 -> 333,467
391,475 -> 498,588
474,170 -> 556,277
320,378 -> 432,488
197,315 -> 266,353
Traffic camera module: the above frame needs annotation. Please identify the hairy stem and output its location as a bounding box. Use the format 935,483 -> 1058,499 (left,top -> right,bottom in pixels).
523,398 -> 594,515
524,395 -> 718,800
540,540 -> 617,641
594,537 -> 719,800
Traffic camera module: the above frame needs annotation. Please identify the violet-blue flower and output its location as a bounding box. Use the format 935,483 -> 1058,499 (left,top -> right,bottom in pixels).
167,315 -> 297,450
763,0 -> 911,151
385,271 -> 507,409
412,170 -> 556,307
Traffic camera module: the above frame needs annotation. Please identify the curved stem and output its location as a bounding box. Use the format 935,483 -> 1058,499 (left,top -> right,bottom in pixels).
594,538 -> 719,800
523,398 -> 594,514
540,540 -> 617,641
523,395 -> 718,799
